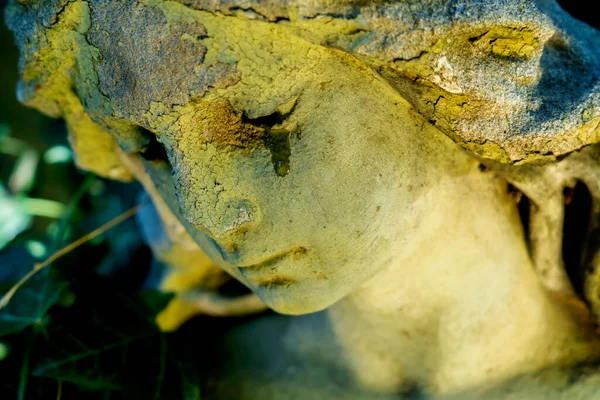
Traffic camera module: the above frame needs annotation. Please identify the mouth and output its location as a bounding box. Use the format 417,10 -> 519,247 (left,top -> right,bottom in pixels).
246,274 -> 296,288
236,246 -> 307,288
237,246 -> 307,270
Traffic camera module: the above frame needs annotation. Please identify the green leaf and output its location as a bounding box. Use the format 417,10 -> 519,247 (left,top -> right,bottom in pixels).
0,267 -> 68,337
32,291 -> 158,390
138,290 -> 175,321
17,333 -> 34,400
0,125 -> 10,140
31,286 -> 194,397
49,174 -> 96,251
0,342 -> 9,361
0,135 -> 40,195
9,147 -> 39,195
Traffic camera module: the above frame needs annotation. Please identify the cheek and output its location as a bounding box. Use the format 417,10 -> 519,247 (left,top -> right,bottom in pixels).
261,134 -> 406,264
294,137 -> 403,228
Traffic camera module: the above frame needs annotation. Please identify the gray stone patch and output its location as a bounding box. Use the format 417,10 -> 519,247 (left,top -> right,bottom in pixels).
87,0 -> 239,122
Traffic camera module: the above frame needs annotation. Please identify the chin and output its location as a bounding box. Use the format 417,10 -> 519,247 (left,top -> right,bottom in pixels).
255,283 -> 343,316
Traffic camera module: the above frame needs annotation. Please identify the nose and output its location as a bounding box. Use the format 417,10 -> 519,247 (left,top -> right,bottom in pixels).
189,197 -> 259,243
215,199 -> 257,236
181,197 -> 259,266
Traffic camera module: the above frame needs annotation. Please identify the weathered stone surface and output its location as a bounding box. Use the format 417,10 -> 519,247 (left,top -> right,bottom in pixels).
7,0 -> 600,164
87,0 -> 240,123
155,0 -> 600,163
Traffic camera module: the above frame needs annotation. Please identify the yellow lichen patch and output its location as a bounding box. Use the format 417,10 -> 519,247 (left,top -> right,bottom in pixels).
142,102 -> 180,135
430,94 -> 470,120
470,26 -> 540,59
21,7 -> 87,115
190,99 -> 265,149
19,0 -> 132,180
391,40 -> 448,80
575,117 -> 600,144
512,151 -> 557,165
463,140 -> 512,164
143,0 -> 371,119
383,69 -> 476,130
63,92 -> 132,180
277,14 -> 370,50
393,53 -> 436,80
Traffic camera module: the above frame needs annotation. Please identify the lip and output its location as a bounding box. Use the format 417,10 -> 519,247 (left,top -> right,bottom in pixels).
236,246 -> 308,270
244,273 -> 297,288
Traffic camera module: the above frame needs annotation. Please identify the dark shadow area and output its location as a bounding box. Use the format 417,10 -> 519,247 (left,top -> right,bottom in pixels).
556,0 -> 600,30
563,181 -> 593,297
531,33 -> 596,126
517,191 -> 532,256
139,127 -> 170,163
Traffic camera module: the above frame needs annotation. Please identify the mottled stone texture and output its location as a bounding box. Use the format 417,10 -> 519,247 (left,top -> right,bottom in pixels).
87,0 -> 239,122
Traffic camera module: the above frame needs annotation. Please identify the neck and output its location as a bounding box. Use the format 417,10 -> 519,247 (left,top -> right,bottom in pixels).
327,159 -> 600,395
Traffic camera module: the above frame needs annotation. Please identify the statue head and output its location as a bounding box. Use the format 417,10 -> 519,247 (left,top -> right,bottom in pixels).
6,0 -> 600,314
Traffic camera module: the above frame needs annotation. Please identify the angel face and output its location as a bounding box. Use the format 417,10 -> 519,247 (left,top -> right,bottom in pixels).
138,1 -> 571,313
162,94 -> 429,314
145,21 -> 443,315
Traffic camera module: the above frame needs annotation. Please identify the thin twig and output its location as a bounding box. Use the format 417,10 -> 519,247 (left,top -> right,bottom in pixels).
0,205 -> 140,311
56,381 -> 62,400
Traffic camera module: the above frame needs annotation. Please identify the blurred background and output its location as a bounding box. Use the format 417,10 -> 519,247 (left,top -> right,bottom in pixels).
0,2 -> 182,398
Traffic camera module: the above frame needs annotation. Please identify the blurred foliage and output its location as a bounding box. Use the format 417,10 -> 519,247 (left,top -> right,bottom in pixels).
0,121 -> 208,399
0,6 -> 204,399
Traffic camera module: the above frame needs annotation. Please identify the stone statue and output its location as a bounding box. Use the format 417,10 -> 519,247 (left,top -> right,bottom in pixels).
7,0 -> 600,398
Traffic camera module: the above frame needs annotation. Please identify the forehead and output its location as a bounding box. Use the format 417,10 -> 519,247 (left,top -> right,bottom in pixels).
82,0 -> 387,133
